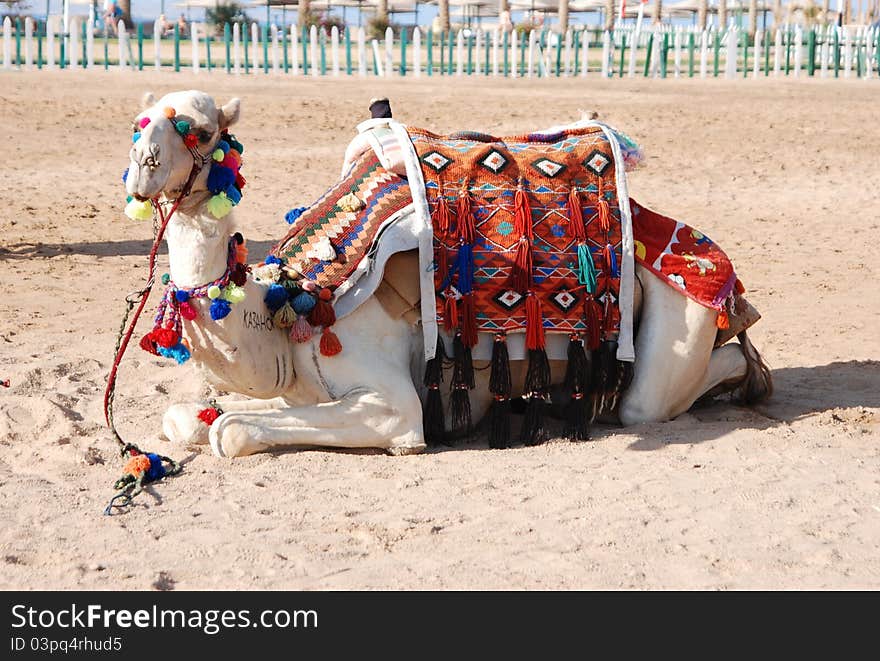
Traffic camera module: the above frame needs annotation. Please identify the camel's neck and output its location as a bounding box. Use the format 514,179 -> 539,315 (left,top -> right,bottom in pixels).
165,201 -> 234,289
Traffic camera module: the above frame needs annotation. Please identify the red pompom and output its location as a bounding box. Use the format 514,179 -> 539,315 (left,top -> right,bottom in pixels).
196,407 -> 221,426
179,301 -> 198,320
318,287 -> 333,302
319,328 -> 342,357
183,133 -> 198,148
139,333 -> 158,355
153,327 -> 179,349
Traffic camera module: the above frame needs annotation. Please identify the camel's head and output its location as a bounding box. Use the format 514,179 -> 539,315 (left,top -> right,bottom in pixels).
125,90 -> 240,201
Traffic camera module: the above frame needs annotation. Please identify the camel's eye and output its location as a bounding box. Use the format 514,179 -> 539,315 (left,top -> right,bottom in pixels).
198,130 -> 213,144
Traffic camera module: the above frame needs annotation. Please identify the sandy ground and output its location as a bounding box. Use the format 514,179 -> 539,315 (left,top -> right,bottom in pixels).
1,70 -> 878,590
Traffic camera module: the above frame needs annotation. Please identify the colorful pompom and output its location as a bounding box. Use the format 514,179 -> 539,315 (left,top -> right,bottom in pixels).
207,165 -> 236,195
179,301 -> 198,320
175,120 -> 190,135
301,280 -> 318,293
216,140 -> 230,154
307,299 -> 336,327
273,303 -> 297,328
213,148 -> 225,162
264,283 -> 288,311
139,333 -> 158,355
139,116 -> 151,129
290,316 -> 313,343
207,285 -> 222,300
184,134 -> 199,149
163,107 -> 176,118
226,135 -> 244,154
291,291 -> 317,315
210,298 -> 232,320
234,241 -> 248,264
124,198 -> 153,221
161,273 -> 170,285
284,207 -> 307,225
264,255 -> 282,266
225,185 -> 242,205
175,290 -> 190,303
223,151 -> 241,170
252,263 -> 280,284
206,193 -> 234,219
153,327 -> 179,349
318,288 -> 333,302
231,262 -> 248,287
223,284 -> 246,304
319,328 -> 342,357
157,341 -> 191,364
235,172 -> 246,190
197,407 -> 221,426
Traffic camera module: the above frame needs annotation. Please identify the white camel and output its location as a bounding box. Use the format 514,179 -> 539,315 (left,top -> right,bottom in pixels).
123,90 -> 771,459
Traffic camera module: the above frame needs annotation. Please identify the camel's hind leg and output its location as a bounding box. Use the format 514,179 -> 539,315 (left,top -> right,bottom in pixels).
162,397 -> 289,446
619,265 -> 766,425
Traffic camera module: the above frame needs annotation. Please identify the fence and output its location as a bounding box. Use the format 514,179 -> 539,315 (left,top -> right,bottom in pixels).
3,13 -> 879,81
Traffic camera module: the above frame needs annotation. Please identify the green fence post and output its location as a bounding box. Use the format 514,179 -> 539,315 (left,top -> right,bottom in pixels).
103,28 -> 109,70
81,19 -> 86,67
688,32 -> 694,77
502,30 -> 508,75
764,30 -> 770,75
713,31 -> 720,76
401,27 -> 407,76
619,34 -> 626,77
136,22 -> 143,70
243,23 -> 250,73
742,32 -> 748,78
60,20 -> 65,69
484,30 -> 490,74
427,28 -> 433,75
572,29 -> 580,75
37,20 -> 42,68
806,28 -> 815,76
224,23 -> 231,73
447,29 -> 454,75
833,28 -> 839,77
263,23 -> 269,73
555,30 -> 562,76
345,27 -> 351,74
784,29 -> 791,74
661,32 -> 669,78
301,26 -> 308,75
856,38 -> 864,77
644,33 -> 654,77
875,29 -> 880,74
319,29 -> 326,75
173,24 -> 180,71
520,28 -> 527,75
15,18 -> 21,67
467,31 -> 473,74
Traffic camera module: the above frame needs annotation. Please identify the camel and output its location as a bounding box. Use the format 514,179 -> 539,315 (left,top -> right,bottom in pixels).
122,90 -> 771,459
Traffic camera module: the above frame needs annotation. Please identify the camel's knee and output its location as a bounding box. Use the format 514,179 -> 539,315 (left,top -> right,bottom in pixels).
162,403 -> 210,446
209,413 -> 269,458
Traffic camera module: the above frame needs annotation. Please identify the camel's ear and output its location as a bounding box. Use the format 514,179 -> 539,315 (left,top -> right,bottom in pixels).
219,98 -> 241,130
579,108 -> 600,121
141,92 -> 157,110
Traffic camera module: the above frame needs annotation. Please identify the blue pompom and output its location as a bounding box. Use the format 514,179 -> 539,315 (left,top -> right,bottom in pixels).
285,207 -> 307,225
157,342 -> 191,365
216,140 -> 230,154
225,185 -> 242,205
291,291 -> 317,315
207,164 -> 236,195
175,290 -> 190,303
210,298 -> 232,320
264,284 -> 288,312
145,453 -> 167,482
122,167 -> 129,183
264,255 -> 282,266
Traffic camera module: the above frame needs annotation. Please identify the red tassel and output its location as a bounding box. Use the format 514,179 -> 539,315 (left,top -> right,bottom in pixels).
139,333 -> 158,355
514,185 -> 533,240
436,244 -> 449,286
320,328 -> 342,356
525,294 -> 545,351
513,238 -> 532,293
179,301 -> 198,320
584,296 -> 602,350
197,407 -> 221,426
154,327 -> 179,349
602,292 -> 614,334
434,196 -> 451,236
456,190 -> 475,244
716,311 -> 730,330
230,262 -> 248,287
460,293 -> 478,348
567,188 -> 586,242
443,291 -> 458,332
235,172 -> 246,189
307,299 -> 336,327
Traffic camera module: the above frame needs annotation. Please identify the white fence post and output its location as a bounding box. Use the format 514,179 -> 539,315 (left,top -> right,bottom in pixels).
793,25 -> 802,77
46,16 -> 55,69
456,29 -> 463,76
87,8 -> 95,69
69,17 -> 79,69
290,24 -> 298,75
528,29 -> 536,77
190,22 -> 198,73
725,26 -> 736,78
413,27 -> 421,78
475,29 -> 482,75
24,16 -> 33,69
511,28 -> 518,78
580,29 -> 588,76
674,27 -> 682,78
251,22 -> 260,74
358,27 -> 366,77
564,28 -> 572,75
843,27 -> 852,78
384,26 -> 393,77
773,29 -> 782,76
117,19 -> 128,69
753,28 -> 762,78
819,28 -> 828,78
699,30 -> 708,78
331,25 -> 339,76
491,27 -> 498,76
272,24 -> 280,74
152,18 -> 161,70
371,39 -> 383,76
309,25 -> 318,78
1,17 -> 10,70
601,29 -> 610,78
233,22 -> 240,74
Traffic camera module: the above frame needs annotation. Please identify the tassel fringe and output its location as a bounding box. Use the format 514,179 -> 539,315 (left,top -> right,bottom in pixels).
422,337 -> 447,447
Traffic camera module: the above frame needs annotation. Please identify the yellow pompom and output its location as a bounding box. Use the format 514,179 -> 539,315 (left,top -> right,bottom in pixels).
207,285 -> 222,300
212,149 -> 225,162
206,193 -> 234,219
124,198 -> 153,221
223,284 -> 247,304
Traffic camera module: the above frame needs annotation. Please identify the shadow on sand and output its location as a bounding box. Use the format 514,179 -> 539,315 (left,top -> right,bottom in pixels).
0,239 -> 277,261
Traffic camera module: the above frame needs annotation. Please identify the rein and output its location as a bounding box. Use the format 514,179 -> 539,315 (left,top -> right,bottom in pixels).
101,139 -> 209,515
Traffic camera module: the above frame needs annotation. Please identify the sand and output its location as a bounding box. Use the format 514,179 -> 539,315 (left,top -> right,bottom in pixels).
0,70 -> 878,590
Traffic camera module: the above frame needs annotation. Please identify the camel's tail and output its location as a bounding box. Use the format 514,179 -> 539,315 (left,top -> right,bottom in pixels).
736,330 -> 773,405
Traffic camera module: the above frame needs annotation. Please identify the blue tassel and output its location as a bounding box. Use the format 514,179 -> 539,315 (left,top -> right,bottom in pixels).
607,244 -> 619,278
207,164 -> 236,195
157,342 -> 191,365
456,244 -> 474,294
210,298 -> 232,320
145,454 -> 167,482
264,284 -> 288,311
291,291 -> 317,315
285,207 -> 308,224
225,185 -> 242,205
577,244 -> 598,294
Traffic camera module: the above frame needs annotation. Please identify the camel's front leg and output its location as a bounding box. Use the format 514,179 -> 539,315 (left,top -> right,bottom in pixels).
209,387 -> 425,458
162,397 -> 289,446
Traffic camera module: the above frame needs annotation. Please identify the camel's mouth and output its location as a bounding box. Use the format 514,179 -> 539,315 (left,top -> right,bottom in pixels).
132,194 -> 150,202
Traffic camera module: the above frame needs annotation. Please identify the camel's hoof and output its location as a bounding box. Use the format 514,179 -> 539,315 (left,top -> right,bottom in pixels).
386,443 -> 426,456
208,415 -> 268,458
162,403 -> 210,446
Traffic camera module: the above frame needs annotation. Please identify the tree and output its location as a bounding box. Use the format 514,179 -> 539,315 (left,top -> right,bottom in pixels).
376,0 -> 387,22
652,0 -> 662,24
206,1 -> 245,35
604,0 -> 615,31
748,0 -> 757,37
698,0 -> 707,30
439,0 -> 449,31
558,0 -> 568,31
718,0 -> 727,29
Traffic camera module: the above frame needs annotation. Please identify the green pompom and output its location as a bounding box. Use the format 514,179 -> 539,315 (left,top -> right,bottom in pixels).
206,193 -> 234,219
175,120 -> 190,136
212,149 -> 225,162
207,285 -> 222,300
223,284 -> 247,304
124,198 -> 153,221
161,273 -> 170,285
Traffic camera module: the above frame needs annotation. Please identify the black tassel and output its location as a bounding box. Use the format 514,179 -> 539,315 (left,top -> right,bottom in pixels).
488,333 -> 512,449
521,395 -> 548,446
488,397 -> 511,449
524,348 -> 550,394
422,336 -> 447,446
563,334 -> 591,441
563,393 -> 590,441
449,332 -> 474,440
